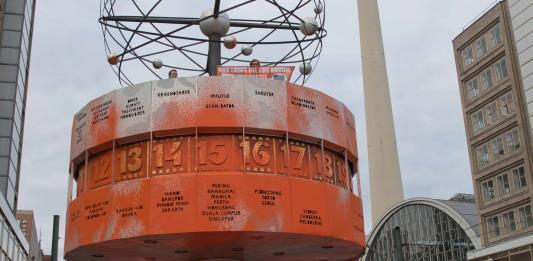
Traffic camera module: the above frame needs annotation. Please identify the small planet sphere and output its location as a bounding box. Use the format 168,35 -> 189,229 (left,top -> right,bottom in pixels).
107,53 -> 120,65
241,45 -> 253,56
299,62 -> 313,75
152,59 -> 163,69
299,17 -> 319,36
224,36 -> 237,49
314,3 -> 323,14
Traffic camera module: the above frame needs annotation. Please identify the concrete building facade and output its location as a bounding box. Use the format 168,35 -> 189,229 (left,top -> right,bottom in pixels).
453,1 -> 533,260
16,210 -> 41,261
510,0 -> 533,137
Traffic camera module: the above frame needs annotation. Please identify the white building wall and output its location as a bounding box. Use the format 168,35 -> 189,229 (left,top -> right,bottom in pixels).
509,0 -> 533,137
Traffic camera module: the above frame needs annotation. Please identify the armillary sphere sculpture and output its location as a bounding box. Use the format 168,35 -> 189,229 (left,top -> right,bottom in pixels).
99,0 -> 326,86
66,1 -> 367,260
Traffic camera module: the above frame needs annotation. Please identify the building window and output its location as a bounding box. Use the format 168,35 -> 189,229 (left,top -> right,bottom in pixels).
471,110 -> 484,133
513,166 -> 527,189
475,36 -> 488,58
497,174 -> 510,195
518,206 -> 533,229
502,211 -> 517,234
485,102 -> 498,126
499,92 -> 514,117
463,47 -> 474,67
467,78 -> 480,99
477,144 -> 490,168
495,58 -> 508,81
488,24 -> 502,48
491,137 -> 505,160
487,216 -> 501,238
482,180 -> 495,201
481,68 -> 494,90
505,128 -> 520,153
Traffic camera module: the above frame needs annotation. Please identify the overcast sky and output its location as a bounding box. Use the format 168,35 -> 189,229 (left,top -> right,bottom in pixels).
17,0 -> 496,258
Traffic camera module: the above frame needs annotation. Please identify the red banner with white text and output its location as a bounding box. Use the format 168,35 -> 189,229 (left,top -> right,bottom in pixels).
217,66 -> 294,83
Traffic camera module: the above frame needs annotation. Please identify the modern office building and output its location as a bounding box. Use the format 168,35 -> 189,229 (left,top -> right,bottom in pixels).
363,194 -> 481,261
0,0 -> 37,260
453,1 -> 533,260
0,0 -> 36,211
16,210 -> 42,261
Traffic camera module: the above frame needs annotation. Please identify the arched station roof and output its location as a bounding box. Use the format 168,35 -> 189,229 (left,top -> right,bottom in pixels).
364,197 -> 481,261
